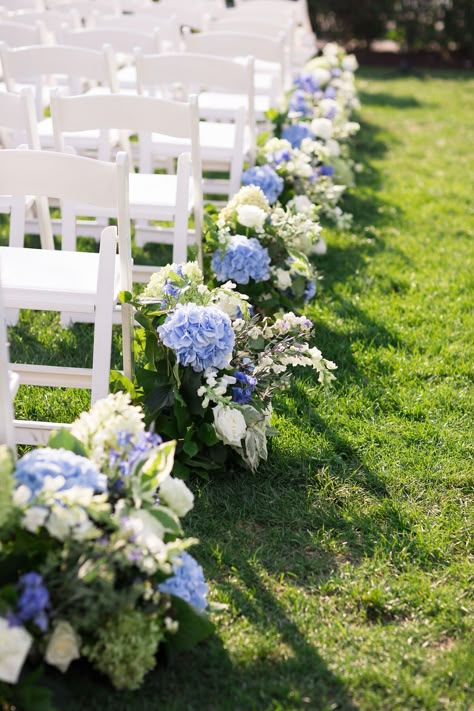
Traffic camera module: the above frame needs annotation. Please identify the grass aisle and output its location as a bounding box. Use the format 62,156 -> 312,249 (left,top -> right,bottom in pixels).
8,69 -> 474,710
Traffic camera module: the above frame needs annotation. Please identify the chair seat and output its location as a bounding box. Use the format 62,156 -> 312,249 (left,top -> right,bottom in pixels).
152,121 -> 250,161
198,91 -> 270,121
0,246 -> 120,311
37,117 -> 121,151
69,173 -> 194,222
129,173 -> 194,218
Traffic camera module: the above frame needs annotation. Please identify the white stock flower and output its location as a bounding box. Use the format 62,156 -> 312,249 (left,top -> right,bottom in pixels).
288,195 -> 313,214
13,485 -> 31,507
311,118 -> 333,141
236,204 -> 267,231
342,54 -> 358,72
213,405 -> 247,447
159,476 -> 194,517
46,505 -> 75,540
0,618 -> 32,684
45,621 -> 81,673
128,510 -> 166,555
326,139 -> 341,157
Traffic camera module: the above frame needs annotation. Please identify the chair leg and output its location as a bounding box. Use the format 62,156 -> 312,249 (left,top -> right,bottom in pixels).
172,152 -> 192,264
61,201 -> 77,252
8,198 -> 26,249
90,227 -> 117,403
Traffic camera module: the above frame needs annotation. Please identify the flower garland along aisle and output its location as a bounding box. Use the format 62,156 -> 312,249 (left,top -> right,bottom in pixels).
0,393 -> 213,707
203,43 -> 361,314
118,264 -> 336,477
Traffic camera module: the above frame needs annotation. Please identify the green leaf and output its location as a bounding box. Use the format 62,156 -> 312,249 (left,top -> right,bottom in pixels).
167,596 -> 214,651
183,438 -> 199,458
149,506 -> 182,536
109,370 -> 136,397
145,383 -> 175,414
198,423 -> 219,447
47,429 -> 87,457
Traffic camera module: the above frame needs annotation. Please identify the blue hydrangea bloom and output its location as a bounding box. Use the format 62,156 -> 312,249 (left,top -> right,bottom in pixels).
304,280 -> 317,303
324,87 -> 337,100
158,303 -> 235,372
268,149 -> 291,166
282,123 -> 315,149
288,90 -> 313,117
241,165 -> 284,204
212,235 -> 271,285
9,572 -> 50,632
109,431 -> 162,477
319,165 -> 335,177
293,72 -> 320,94
159,552 -> 208,611
14,448 -> 107,498
232,370 -> 257,405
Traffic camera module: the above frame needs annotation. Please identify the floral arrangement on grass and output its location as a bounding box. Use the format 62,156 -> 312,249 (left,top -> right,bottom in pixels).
204,186 -> 323,313
247,42 -> 361,230
0,394 -> 213,707
118,263 -> 336,476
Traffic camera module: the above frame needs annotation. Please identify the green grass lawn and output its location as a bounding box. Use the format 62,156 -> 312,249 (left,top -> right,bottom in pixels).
3,68 -> 474,710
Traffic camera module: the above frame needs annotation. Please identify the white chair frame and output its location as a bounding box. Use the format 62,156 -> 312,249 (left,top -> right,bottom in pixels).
0,260 -> 17,454
51,91 -> 203,273
0,149 -> 133,444
136,51 -> 255,199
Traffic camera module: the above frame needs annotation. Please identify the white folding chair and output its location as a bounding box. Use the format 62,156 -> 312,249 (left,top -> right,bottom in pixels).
5,8 -> 81,42
51,92 -> 203,276
48,0 -> 121,24
0,149 -> 133,444
0,0 -> 44,10
138,0 -> 209,32
0,261 -> 18,454
136,51 -> 255,200
0,42 -> 119,152
0,89 -> 52,252
92,12 -> 180,52
0,18 -> 47,47
183,29 -> 288,106
207,16 -> 295,69
60,26 -> 161,90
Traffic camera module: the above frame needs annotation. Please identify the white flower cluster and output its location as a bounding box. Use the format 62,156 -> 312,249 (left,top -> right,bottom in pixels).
143,261 -> 203,300
218,185 -> 271,227
71,392 -> 145,468
270,206 -> 322,255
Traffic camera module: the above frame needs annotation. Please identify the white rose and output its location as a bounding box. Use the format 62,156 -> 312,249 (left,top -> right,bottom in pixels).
236,204 -> 267,231
159,476 -> 194,518
311,118 -> 333,141
45,621 -> 81,673
273,268 -> 292,291
213,405 -> 247,447
0,618 -> 32,684
22,506 -> 48,533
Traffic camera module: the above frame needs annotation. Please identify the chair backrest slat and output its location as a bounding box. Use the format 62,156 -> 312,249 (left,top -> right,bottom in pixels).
0,89 -> 40,149
0,149 -> 122,209
60,26 -> 161,55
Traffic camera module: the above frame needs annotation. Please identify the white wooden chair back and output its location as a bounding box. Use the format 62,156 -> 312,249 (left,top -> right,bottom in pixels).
51,91 -> 202,262
136,51 -> 256,161
0,0 -> 44,10
60,26 -> 161,56
51,0 -> 120,24
183,29 -> 287,95
0,42 -> 118,117
232,0 -> 298,21
138,0 -> 208,31
92,12 -> 180,51
0,88 -> 39,148
6,8 -> 81,38
0,18 -> 46,46
0,261 -> 17,453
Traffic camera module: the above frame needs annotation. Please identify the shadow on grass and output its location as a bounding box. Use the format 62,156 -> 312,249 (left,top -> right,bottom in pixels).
358,90 -> 426,109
